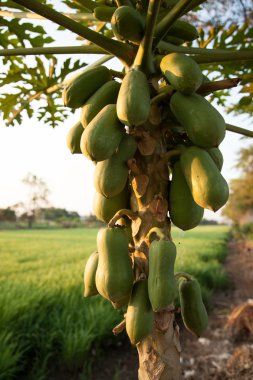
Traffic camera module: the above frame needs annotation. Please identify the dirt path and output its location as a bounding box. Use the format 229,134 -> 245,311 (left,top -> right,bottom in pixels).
181,239 -> 253,380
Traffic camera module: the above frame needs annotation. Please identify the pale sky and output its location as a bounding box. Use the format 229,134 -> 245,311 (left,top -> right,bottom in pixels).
0,5 -> 252,220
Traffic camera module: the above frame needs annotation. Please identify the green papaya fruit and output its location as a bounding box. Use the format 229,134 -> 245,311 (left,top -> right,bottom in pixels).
117,69 -> 150,127
62,66 -> 111,109
206,147 -> 223,171
169,162 -> 204,230
179,277 -> 208,337
94,6 -> 116,21
160,53 -> 203,94
126,280 -> 154,345
83,252 -> 99,297
117,217 -> 134,245
111,6 -> 145,43
148,239 -> 177,312
80,80 -> 120,128
66,121 -> 84,154
93,186 -> 130,223
80,104 -> 125,162
94,134 -> 137,198
166,20 -> 199,41
180,146 -> 229,212
170,92 -> 226,148
96,227 -> 134,304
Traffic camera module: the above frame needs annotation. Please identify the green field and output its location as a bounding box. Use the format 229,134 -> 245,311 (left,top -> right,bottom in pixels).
0,226 -> 229,380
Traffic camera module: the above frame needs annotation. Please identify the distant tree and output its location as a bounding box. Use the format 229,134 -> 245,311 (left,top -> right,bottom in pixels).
223,145 -> 253,223
22,173 -> 50,228
39,207 -> 80,221
0,207 -> 16,222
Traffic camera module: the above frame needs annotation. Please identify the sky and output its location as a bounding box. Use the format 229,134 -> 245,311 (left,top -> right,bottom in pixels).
0,4 -> 252,221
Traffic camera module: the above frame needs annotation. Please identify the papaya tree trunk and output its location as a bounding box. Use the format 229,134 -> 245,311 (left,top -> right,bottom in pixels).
129,123 -> 182,379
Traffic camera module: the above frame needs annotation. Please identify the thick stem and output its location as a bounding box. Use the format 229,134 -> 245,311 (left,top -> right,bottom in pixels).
157,41 -> 253,61
133,0 -> 162,74
154,0 -> 193,47
12,0 -> 135,66
0,45 -> 108,56
226,123 -> 253,138
130,124 -> 181,379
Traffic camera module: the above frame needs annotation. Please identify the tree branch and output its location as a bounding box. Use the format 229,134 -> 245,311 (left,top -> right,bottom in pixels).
0,10 -> 97,21
12,0 -> 135,66
0,45 -> 108,56
226,123 -> 253,138
134,0 -> 162,74
154,0 -> 193,47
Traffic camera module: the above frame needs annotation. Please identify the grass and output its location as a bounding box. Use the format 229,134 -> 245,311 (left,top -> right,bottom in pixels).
0,225 -> 229,380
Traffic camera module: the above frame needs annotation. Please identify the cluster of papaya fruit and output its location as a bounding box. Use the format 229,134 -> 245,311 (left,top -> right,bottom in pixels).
62,0 -> 229,345
84,226 -> 208,344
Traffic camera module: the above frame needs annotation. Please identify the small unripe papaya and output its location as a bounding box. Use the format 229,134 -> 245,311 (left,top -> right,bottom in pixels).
179,277 -> 208,337
148,239 -> 177,312
170,92 -> 226,148
111,6 -> 145,43
94,6 -> 116,22
80,104 -> 125,162
180,146 -> 229,212
62,66 -> 111,109
80,80 -> 120,128
96,227 -> 134,304
126,280 -> 154,345
206,147 -> 223,171
93,186 -> 130,223
160,53 -> 203,94
117,69 -> 150,127
66,121 -> 84,154
83,252 -> 99,297
94,134 -> 137,198
169,162 -> 204,230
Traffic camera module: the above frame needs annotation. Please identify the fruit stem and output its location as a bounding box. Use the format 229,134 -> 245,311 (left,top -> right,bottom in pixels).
162,148 -> 183,163
133,0 -> 162,75
174,272 -> 193,282
12,0 -> 135,66
146,227 -> 167,243
112,319 -> 126,335
226,123 -> 253,138
108,209 -> 139,227
154,0 -> 193,47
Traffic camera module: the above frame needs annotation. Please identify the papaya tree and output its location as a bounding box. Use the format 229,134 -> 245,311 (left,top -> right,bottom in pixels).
1,0 -> 253,379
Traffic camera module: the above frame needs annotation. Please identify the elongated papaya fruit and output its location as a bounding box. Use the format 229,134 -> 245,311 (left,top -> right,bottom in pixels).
169,162 -> 204,230
111,6 -> 145,43
96,227 -> 134,304
93,186 -> 130,223
170,92 -> 226,148
81,80 -> 120,128
62,66 -> 111,109
126,280 -> 154,345
83,252 -> 99,297
148,239 -> 177,312
179,277 -> 208,337
94,134 -> 137,198
80,104 -> 125,161
166,20 -> 199,42
94,6 -> 116,22
160,53 -> 203,94
180,146 -> 229,212
66,121 -> 84,154
117,69 -> 150,127
206,147 -> 223,171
